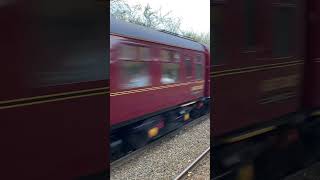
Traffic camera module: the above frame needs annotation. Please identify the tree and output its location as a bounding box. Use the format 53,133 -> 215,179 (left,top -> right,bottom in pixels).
182,31 -> 210,46
110,0 -> 209,45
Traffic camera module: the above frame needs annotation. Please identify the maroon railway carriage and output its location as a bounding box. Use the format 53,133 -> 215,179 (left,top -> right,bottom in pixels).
1,1 -> 108,180
212,0 -> 305,138
304,0 -> 320,110
110,17 -> 210,158
211,0 -> 320,179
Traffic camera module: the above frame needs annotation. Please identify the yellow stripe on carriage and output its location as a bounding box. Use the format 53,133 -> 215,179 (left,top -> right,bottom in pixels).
0,87 -> 109,105
211,62 -> 304,78
0,91 -> 108,110
310,111 -> 320,118
211,60 -> 303,75
110,80 -> 204,97
223,126 -> 276,144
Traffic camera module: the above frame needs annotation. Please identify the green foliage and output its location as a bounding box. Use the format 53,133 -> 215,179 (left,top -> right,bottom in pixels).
110,0 -> 209,46
182,31 -> 210,46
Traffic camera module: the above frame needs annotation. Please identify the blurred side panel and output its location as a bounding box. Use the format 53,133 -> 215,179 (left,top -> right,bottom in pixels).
211,0 -> 305,137
304,0 -> 320,109
0,0 -> 108,179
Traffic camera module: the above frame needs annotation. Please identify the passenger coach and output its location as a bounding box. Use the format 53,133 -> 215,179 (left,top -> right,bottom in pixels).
212,0 -> 320,179
110,17 -> 210,159
1,1 -> 107,179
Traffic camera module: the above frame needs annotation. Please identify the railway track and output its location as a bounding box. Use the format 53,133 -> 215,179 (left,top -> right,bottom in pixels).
174,147 -> 210,180
111,114 -> 209,168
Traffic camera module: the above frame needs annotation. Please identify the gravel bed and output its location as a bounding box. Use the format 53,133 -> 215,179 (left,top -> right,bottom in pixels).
283,162 -> 320,180
182,153 -> 210,180
110,116 -> 210,180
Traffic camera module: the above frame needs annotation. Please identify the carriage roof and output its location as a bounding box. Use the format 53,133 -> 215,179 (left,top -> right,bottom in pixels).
110,16 -> 205,52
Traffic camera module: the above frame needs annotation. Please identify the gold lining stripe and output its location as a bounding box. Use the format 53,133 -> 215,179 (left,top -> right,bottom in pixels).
211,62 -> 303,78
223,126 -> 276,144
0,87 -> 109,104
310,111 -> 320,117
110,80 -> 204,96
259,95 -> 297,105
0,92 -> 108,110
111,83 -> 190,96
211,60 -> 303,75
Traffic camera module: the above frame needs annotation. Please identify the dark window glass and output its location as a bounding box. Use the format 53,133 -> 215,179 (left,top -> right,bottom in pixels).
185,57 -> 192,77
272,7 -> 296,57
212,5 -> 225,65
245,0 -> 256,48
195,64 -> 203,80
195,55 -> 204,80
31,4 -> 107,87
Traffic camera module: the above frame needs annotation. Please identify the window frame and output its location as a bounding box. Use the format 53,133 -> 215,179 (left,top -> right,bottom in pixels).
271,3 -> 297,58
194,54 -> 205,80
184,55 -> 193,79
212,3 -> 226,65
244,0 -> 257,51
159,48 -> 181,84
117,42 -> 152,89
160,49 -> 181,63
118,43 -> 152,62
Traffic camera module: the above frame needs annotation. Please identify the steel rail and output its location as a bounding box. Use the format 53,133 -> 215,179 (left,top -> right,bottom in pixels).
174,147 -> 210,180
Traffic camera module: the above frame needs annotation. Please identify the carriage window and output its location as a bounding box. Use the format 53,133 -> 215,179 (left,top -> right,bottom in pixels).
195,64 -> 203,80
119,44 -> 137,60
245,0 -> 256,48
120,61 -> 150,89
212,4 -> 225,65
140,46 -> 151,60
173,52 -> 180,62
185,57 -> 192,77
160,50 -> 171,61
29,0 -> 107,87
272,6 -> 296,57
161,63 -> 179,84
160,50 -> 180,62
160,49 -> 180,84
195,55 -> 204,80
119,44 -> 151,89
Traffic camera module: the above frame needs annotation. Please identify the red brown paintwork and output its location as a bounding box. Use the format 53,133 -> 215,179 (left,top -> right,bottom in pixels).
304,0 -> 320,109
0,2 -> 108,180
212,0 -> 306,137
110,34 -> 210,127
